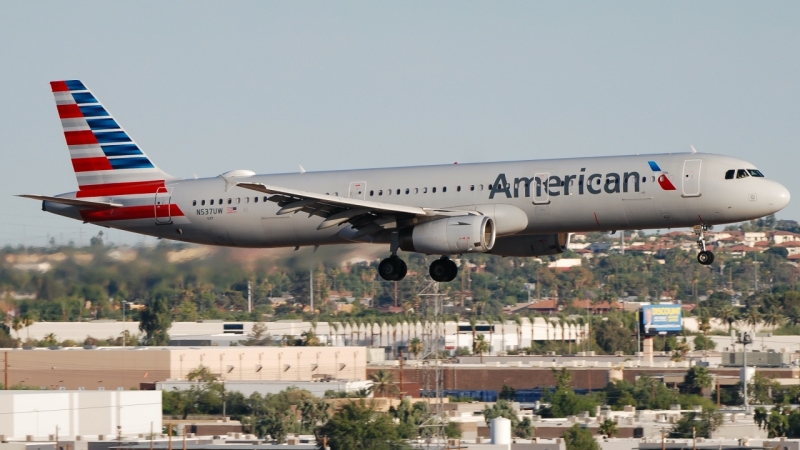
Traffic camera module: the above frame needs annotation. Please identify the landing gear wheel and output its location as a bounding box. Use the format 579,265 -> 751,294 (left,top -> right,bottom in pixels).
697,251 -> 715,265
379,256 -> 407,281
430,257 -> 458,282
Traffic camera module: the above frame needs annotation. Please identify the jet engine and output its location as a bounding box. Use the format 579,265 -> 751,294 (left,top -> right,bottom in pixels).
399,216 -> 495,255
488,233 -> 570,257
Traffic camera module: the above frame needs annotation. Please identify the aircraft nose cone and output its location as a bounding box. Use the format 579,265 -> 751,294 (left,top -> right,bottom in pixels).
766,181 -> 791,213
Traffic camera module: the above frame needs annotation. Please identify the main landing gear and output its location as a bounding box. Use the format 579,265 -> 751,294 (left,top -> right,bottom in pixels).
694,225 -> 715,266
429,256 -> 458,282
378,254 -> 458,282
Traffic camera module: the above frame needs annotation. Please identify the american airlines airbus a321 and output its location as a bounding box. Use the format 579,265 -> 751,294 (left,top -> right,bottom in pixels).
20,80 -> 791,282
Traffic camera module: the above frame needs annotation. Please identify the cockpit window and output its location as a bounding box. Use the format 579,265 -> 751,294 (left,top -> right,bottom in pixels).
736,169 -> 750,179
725,170 -> 735,180
748,169 -> 765,177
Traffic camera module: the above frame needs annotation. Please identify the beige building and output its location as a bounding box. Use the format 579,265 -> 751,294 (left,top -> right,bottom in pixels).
0,347 -> 367,390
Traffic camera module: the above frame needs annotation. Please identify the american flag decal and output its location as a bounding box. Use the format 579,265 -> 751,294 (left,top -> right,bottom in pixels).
227,207 -> 237,213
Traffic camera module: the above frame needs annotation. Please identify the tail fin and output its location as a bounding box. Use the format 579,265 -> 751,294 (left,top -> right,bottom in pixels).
50,80 -> 174,194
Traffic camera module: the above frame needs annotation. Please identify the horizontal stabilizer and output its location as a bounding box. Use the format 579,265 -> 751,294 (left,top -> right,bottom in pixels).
17,194 -> 122,209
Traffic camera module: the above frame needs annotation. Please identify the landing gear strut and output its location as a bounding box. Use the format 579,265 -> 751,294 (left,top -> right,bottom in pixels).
694,225 -> 715,265
429,256 -> 458,282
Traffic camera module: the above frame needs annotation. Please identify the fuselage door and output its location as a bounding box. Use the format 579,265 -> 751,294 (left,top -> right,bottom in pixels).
533,173 -> 550,205
154,187 -> 172,224
682,160 -> 702,197
349,181 -> 367,200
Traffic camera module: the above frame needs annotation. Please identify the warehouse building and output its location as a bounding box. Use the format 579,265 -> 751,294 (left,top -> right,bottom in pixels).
0,347 -> 367,390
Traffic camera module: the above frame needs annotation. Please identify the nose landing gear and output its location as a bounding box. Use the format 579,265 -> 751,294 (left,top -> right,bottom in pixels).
694,225 -> 715,265
429,256 -> 458,282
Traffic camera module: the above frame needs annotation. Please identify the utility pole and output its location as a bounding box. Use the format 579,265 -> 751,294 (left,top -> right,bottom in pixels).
309,269 -> 314,313
692,426 -> 696,450
247,280 -> 252,313
121,301 -> 127,347
661,428 -> 666,450
620,231 -> 625,255
753,260 -> 761,292
4,351 -> 8,390
737,332 -> 753,413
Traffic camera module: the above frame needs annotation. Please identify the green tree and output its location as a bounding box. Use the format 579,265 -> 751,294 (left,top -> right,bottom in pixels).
408,337 -> 422,360
175,299 -> 199,322
564,424 -> 600,450
139,293 -> 172,345
369,369 -> 399,398
693,335 -> 716,351
598,418 -> 618,437
515,417 -> 534,439
684,366 -> 713,395
670,410 -> 722,439
483,400 -> 520,431
474,334 -> 490,363
318,399 -> 410,450
243,320 -> 272,346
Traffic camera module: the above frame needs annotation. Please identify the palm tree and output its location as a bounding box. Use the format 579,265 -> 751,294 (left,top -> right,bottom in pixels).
468,316 -> 478,353
685,366 -> 713,394
21,313 -> 35,341
475,334 -> 490,363
717,304 -> 739,334
698,309 -> 712,339
598,419 -> 618,438
497,315 -> 507,353
485,316 -> 495,355
368,369 -> 399,398
329,321 -> 339,346
762,309 -> 784,333
513,315 -> 523,351
744,307 -> 762,334
786,307 -> 800,329
11,317 -> 22,341
409,337 -> 423,360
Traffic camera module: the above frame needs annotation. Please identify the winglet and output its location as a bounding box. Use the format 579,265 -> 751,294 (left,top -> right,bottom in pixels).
299,165 -> 306,174
690,145 -> 697,154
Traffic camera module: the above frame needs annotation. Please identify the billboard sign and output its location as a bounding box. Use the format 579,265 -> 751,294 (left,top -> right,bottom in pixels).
640,304 -> 682,336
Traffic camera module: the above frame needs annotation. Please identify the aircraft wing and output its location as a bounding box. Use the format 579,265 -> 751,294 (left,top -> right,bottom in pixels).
236,182 -> 476,235
17,195 -> 123,209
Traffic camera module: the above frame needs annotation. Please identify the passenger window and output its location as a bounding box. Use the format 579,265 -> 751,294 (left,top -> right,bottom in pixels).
263,196 -> 268,202
379,190 -> 383,196
396,189 -> 400,195
641,176 -> 646,183
210,199 -> 214,205
236,198 -> 240,203
219,199 -> 223,204
748,169 -> 765,177
254,197 -> 258,203
725,170 -> 735,180
432,187 -> 437,193
480,184 -> 484,190
470,185 -> 475,191
387,189 -> 391,196
228,199 -> 232,204
415,188 -> 419,194
370,190 -> 374,196
201,200 -> 205,206
457,186 -> 461,192
405,188 -> 409,194
736,169 -> 749,179
192,200 -> 196,206
443,186 -> 447,193
423,187 -> 428,193
246,197 -> 250,203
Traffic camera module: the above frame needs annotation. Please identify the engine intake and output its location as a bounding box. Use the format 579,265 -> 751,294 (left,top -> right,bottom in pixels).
400,215 -> 495,255
488,233 -> 570,257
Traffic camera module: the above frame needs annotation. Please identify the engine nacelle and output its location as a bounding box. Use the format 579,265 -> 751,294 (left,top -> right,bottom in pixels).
400,216 -> 495,255
488,233 -> 570,257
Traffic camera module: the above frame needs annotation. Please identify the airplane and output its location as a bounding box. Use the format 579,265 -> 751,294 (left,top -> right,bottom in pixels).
20,80 -> 791,282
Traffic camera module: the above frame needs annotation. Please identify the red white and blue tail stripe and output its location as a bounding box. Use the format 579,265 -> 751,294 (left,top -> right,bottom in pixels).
51,80 -> 173,191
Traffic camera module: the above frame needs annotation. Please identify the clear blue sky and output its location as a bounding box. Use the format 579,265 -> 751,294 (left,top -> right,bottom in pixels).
2,2 -> 798,247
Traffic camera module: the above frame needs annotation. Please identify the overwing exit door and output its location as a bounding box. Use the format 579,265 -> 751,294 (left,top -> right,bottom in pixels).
349,181 -> 367,200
